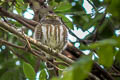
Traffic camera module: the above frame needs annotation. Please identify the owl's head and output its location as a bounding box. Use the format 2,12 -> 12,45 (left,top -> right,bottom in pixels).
45,13 -> 60,20
40,13 -> 62,24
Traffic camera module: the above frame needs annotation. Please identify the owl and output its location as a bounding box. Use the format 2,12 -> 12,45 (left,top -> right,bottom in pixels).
33,13 -> 68,58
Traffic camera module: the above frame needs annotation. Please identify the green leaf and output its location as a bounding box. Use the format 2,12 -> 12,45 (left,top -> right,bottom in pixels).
89,39 -> 118,49
80,43 -> 89,50
112,36 -> 120,47
39,69 -> 47,80
17,0 -> 24,4
96,45 -> 114,67
114,50 -> 120,72
73,55 -> 93,80
52,77 -> 60,80
16,7 -> 22,15
23,62 -> 36,80
62,70 -> 73,80
54,1 -> 72,12
49,0 -> 58,8
62,55 -> 93,80
88,39 -> 117,67
107,0 -> 120,18
115,50 -> 120,64
57,14 -> 73,29
21,52 -> 37,67
39,62 -> 46,70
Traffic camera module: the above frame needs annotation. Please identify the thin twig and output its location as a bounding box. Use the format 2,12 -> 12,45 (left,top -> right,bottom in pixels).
54,61 -> 69,67
0,39 -> 25,49
112,66 -> 120,73
89,73 -> 100,80
110,73 -> 120,77
22,31 -> 32,50
93,62 -> 114,80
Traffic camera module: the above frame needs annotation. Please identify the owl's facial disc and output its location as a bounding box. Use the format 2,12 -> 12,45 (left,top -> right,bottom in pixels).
46,14 -> 59,20
41,13 -> 62,24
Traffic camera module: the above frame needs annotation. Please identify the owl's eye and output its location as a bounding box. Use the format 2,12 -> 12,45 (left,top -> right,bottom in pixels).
45,14 -> 58,19
52,15 -> 58,18
46,16 -> 49,19
46,16 -> 51,19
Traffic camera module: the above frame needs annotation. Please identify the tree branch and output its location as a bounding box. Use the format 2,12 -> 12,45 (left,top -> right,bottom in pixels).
0,6 -> 38,30
110,73 -> 120,77
89,73 -> 100,80
0,20 -> 74,65
54,61 -> 69,67
93,62 -> 114,80
0,39 -> 25,50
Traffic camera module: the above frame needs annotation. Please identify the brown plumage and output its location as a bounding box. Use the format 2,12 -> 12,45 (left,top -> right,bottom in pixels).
33,13 -> 68,56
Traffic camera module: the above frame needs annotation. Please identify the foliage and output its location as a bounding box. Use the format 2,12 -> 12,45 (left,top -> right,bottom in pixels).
62,55 -> 93,80
0,0 -> 120,80
23,62 -> 36,80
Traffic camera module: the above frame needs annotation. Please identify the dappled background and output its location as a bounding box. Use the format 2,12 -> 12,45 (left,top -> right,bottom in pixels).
0,0 -> 120,80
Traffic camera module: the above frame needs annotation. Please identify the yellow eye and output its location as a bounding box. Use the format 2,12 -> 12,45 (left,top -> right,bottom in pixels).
46,14 -> 58,19
46,16 -> 51,19
46,16 -> 48,19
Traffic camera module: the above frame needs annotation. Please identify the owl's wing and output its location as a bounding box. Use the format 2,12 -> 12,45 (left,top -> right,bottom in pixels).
33,23 -> 42,41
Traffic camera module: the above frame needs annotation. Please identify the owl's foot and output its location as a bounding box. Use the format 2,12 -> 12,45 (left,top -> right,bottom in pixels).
48,48 -> 60,54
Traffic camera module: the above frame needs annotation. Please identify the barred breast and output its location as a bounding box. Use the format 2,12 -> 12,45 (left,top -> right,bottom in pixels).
33,23 -> 68,52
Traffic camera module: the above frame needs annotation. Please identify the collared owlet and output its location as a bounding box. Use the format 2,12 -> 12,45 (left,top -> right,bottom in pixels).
33,13 -> 68,58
